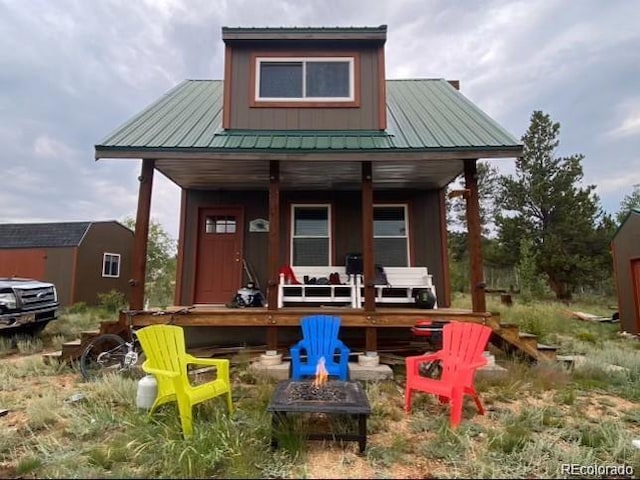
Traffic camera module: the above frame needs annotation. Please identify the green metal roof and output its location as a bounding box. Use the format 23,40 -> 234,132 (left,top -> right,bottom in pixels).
222,25 -> 387,42
95,79 -> 521,156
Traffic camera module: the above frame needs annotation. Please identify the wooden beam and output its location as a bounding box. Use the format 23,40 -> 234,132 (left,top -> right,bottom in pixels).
130,159 -> 155,310
267,161 -> 280,349
361,161 -> 375,313
438,188 -> 452,308
362,161 -> 377,352
174,188 -> 187,306
464,159 -> 486,313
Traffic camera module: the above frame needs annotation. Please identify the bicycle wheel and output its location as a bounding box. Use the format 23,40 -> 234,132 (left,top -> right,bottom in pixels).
80,334 -> 127,381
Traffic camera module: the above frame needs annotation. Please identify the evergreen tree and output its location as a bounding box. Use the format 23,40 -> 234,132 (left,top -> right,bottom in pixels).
616,184 -> 640,224
495,111 -> 610,300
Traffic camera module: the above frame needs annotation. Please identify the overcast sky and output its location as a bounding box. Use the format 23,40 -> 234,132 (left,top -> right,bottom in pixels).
1,0 -> 638,239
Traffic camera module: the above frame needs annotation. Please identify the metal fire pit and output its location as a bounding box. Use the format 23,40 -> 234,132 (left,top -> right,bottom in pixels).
267,380 -> 371,453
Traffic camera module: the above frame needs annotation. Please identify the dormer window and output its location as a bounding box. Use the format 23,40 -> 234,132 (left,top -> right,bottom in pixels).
251,54 -> 359,107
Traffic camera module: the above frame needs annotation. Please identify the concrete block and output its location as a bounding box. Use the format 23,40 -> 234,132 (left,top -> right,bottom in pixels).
349,362 -> 393,381
476,363 -> 508,378
249,360 -> 290,381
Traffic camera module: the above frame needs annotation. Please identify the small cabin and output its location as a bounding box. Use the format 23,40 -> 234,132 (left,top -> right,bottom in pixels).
95,26 -> 523,354
0,221 -> 133,306
612,208 -> 640,334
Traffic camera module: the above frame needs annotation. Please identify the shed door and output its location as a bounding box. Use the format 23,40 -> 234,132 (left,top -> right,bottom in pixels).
194,207 -> 244,304
632,259 -> 640,333
0,249 -> 46,279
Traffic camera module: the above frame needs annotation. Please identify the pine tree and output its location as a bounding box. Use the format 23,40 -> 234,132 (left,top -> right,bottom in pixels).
495,111 -> 610,300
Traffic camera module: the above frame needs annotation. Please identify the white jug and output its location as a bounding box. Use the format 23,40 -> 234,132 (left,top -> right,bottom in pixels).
136,375 -> 157,409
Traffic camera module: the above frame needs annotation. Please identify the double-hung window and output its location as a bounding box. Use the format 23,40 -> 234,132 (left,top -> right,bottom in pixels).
255,56 -> 356,104
373,205 -> 409,267
102,253 -> 121,278
291,205 -> 331,266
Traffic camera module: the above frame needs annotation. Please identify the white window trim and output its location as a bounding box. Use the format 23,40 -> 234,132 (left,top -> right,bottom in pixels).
102,252 -> 121,278
255,57 -> 355,102
290,204 -> 333,266
374,204 -> 411,267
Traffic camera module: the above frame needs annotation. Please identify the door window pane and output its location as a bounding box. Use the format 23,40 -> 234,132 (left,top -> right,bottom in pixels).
306,61 -> 350,97
259,62 -> 303,98
206,216 -> 236,234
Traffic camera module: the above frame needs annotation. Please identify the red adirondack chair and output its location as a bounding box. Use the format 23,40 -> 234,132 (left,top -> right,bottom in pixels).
404,321 -> 492,427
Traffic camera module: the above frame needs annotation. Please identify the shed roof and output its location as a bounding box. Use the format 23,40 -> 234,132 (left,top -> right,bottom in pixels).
612,207 -> 640,240
95,79 -> 521,158
0,221 -> 131,249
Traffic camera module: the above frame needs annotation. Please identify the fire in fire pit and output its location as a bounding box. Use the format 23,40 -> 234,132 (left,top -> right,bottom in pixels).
285,381 -> 347,403
313,356 -> 328,387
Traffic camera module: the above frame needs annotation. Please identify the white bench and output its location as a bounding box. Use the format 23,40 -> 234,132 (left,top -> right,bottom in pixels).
358,267 -> 438,308
278,266 -> 358,308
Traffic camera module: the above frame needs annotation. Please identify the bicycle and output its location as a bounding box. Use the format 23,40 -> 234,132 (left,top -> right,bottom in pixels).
79,307 -> 193,381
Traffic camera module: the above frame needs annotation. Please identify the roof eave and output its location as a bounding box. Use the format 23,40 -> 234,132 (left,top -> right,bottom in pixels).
94,145 -> 523,161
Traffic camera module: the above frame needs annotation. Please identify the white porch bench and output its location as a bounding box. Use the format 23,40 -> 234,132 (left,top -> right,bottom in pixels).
357,267 -> 438,308
278,266 -> 358,308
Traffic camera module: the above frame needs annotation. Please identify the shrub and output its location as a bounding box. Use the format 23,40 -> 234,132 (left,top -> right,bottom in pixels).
97,290 -> 127,313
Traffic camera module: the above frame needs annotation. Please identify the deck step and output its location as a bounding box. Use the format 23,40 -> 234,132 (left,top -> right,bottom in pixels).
42,351 -> 63,364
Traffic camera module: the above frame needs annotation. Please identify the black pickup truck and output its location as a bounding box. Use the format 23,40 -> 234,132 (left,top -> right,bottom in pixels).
0,278 -> 59,336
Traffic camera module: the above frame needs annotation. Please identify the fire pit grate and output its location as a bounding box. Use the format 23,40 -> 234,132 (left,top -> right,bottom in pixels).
267,380 -> 371,453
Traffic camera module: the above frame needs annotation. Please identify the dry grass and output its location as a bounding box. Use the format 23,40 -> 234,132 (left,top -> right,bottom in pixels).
1,300 -> 640,478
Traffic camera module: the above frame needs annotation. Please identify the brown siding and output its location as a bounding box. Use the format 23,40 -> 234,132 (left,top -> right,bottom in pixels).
179,189 -> 445,306
75,222 -> 134,305
43,247 -> 75,306
612,213 -> 640,334
229,45 -> 380,130
180,190 -> 270,305
0,247 -> 75,306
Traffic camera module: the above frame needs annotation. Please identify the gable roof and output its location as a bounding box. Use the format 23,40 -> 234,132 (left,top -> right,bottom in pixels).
612,207 -> 640,240
95,79 -> 521,158
0,221 -> 131,249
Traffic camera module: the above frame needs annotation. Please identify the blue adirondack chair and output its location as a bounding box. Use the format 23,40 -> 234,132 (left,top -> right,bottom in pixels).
290,315 -> 350,381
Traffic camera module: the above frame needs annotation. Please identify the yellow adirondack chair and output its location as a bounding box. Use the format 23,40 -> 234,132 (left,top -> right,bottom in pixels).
135,324 -> 233,437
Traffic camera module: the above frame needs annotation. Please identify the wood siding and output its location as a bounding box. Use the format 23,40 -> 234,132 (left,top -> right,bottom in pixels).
228,45 -> 380,130
75,223 -> 134,305
0,247 -> 74,306
179,189 -> 446,306
612,213 -> 640,334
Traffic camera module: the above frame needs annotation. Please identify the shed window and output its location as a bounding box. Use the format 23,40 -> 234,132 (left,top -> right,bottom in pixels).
291,205 -> 331,266
256,57 -> 354,102
102,253 -> 121,278
374,205 -> 409,267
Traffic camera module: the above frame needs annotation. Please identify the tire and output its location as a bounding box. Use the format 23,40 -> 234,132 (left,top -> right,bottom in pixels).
80,334 -> 127,381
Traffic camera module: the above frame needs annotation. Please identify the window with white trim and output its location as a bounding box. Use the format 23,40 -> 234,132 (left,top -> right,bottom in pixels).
256,57 -> 354,102
374,205 -> 409,267
291,205 -> 331,266
102,253 -> 121,278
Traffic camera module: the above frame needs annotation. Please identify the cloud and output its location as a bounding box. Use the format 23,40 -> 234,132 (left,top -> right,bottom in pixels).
0,0 -> 639,240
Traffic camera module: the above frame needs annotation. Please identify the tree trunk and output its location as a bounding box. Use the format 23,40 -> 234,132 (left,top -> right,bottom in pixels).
549,278 -> 572,301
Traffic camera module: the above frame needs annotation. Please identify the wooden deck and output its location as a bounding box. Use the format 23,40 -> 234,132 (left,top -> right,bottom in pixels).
126,306 -> 497,329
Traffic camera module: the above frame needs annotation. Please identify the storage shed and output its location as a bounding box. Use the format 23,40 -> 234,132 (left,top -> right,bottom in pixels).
0,221 -> 134,306
612,208 -> 640,334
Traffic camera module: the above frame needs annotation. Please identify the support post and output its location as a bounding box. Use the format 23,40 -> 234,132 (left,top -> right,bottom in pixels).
464,159 -> 487,313
129,159 -> 154,311
267,160 -> 280,350
362,161 -> 377,352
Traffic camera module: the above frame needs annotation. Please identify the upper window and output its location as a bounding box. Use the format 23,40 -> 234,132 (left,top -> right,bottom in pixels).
254,56 -> 356,105
291,205 -> 331,266
374,205 -> 409,267
102,253 -> 121,278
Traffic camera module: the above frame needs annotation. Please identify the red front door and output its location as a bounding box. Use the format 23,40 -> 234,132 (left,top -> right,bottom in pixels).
194,207 -> 244,304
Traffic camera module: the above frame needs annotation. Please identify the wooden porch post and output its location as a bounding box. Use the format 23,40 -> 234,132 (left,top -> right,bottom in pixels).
362,161 -> 377,352
130,158 -> 155,310
464,159 -> 487,313
267,160 -> 280,351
